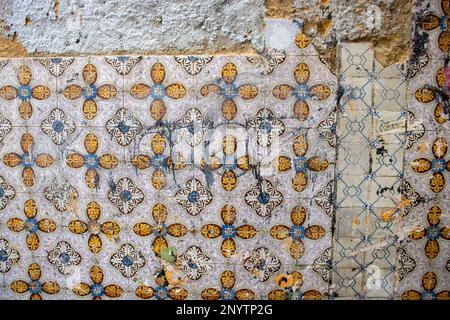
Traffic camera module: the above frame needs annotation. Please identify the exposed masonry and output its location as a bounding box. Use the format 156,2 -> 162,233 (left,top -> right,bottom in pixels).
1,0 -> 413,69
0,0 -> 266,56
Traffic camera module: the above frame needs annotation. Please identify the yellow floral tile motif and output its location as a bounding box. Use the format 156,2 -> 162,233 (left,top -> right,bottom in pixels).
272,62 -> 331,122
7,199 -> 56,251
72,265 -> 123,300
133,203 -> 188,256
68,201 -> 121,254
66,133 -> 119,189
3,133 -> 54,187
201,270 -> 255,300
411,137 -> 449,193
10,263 -> 60,300
0,65 -> 51,120
63,63 -> 117,120
200,204 -> 256,258
129,62 -> 187,121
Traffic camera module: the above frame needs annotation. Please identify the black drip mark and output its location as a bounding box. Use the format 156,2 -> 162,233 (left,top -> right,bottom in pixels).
376,145 -> 388,156
377,186 -> 395,197
439,56 -> 450,119
410,26 -> 429,68
368,155 -> 374,175
423,82 -> 450,121
107,178 -> 117,193
410,5 -> 431,70
335,84 -> 345,112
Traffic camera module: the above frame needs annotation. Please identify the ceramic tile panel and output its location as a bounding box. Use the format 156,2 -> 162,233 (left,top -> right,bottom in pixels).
395,0 -> 450,301
0,20 -> 337,301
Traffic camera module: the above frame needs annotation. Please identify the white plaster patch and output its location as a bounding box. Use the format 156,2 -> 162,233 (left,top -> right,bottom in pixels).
265,19 -> 298,50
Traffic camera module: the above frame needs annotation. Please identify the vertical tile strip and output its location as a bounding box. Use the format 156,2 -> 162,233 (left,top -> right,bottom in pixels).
396,0 -> 450,300
333,43 -> 409,299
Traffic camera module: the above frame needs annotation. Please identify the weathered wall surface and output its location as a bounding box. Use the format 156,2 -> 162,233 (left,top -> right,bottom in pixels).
294,0 -> 413,67
0,0 -> 267,56
0,0 -> 413,68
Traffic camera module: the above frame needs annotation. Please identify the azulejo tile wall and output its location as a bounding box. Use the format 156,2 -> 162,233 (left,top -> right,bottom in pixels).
0,21 -> 337,300
0,0 -> 449,301
394,0 -> 450,301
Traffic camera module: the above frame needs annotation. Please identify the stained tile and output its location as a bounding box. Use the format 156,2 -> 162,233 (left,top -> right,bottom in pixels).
339,43 -> 374,78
